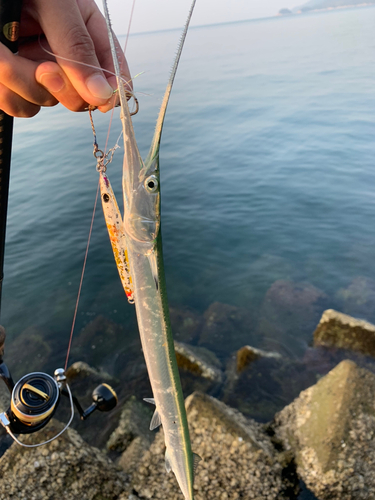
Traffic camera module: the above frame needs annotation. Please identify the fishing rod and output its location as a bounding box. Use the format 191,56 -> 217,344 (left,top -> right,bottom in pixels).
0,0 -> 23,317
0,1 -> 118,446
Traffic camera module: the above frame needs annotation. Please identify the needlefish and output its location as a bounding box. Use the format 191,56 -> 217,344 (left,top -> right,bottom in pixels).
99,1 -> 200,499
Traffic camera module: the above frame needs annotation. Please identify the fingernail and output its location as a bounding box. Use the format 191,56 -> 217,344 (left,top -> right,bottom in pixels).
38,73 -> 65,93
86,74 -> 113,100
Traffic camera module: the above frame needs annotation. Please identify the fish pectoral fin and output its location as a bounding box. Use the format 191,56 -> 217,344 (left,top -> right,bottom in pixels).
165,449 -> 172,473
143,397 -> 155,405
193,452 -> 202,475
149,409 -> 162,431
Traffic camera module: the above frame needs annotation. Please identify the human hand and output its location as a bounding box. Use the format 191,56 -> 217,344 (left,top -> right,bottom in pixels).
0,0 -> 131,117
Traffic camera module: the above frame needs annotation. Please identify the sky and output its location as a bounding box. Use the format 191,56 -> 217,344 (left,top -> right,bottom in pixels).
96,0 -> 298,35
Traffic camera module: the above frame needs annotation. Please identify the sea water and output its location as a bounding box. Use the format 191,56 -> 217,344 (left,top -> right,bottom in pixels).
3,6 -> 375,414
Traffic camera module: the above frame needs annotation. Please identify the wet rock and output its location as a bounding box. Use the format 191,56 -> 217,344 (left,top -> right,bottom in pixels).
313,309 -> 375,358
257,280 -> 330,357
198,302 -> 255,358
0,418 -> 130,500
169,307 -> 203,344
337,276 -> 375,323
272,360 -> 375,500
107,395 -> 154,454
131,392 -> 298,499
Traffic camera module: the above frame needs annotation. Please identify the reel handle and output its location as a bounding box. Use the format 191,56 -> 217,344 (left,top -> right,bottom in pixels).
63,383 -> 118,421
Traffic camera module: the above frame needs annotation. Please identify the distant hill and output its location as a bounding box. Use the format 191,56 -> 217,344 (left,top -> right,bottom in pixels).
292,0 -> 375,13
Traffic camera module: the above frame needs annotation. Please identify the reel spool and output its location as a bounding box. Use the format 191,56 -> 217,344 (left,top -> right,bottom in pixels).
0,362 -> 118,446
8,372 -> 60,434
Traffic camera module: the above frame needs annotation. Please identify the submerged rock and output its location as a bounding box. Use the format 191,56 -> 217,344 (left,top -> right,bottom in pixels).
0,419 -> 130,500
223,349 -> 317,423
337,276 -> 375,324
199,302 -> 255,358
313,309 -> 375,357
257,280 -> 329,357
175,342 -> 222,382
272,360 -> 375,499
5,329 -> 51,380
70,315 -> 126,373
236,345 -> 282,373
169,307 -> 203,344
130,392 -> 298,499
66,360 -> 117,384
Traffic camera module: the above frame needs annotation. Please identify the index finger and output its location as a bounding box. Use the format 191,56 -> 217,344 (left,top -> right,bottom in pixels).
81,0 -> 132,91
34,0 -> 116,107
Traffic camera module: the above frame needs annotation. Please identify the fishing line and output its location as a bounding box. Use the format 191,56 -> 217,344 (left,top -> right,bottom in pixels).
37,35 -> 145,114
124,0 -> 136,55
64,181 -> 100,372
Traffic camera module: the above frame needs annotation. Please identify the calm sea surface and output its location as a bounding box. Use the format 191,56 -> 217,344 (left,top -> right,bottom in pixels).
3,6 -> 375,431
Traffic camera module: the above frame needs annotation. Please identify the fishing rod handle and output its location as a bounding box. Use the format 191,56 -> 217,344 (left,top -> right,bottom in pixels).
0,0 -> 23,312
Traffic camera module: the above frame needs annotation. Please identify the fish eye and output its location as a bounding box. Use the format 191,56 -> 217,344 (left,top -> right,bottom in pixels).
144,175 -> 159,193
103,193 -> 110,203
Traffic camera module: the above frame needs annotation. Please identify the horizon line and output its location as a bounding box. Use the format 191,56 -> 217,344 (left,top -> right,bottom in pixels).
118,2 -> 375,38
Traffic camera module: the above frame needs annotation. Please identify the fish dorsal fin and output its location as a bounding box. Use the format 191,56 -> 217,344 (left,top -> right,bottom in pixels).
165,448 -> 172,473
145,0 -> 197,168
149,409 -> 162,431
193,453 -> 201,476
143,398 -> 155,405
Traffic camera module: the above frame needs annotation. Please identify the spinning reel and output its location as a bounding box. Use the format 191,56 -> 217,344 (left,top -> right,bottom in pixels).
0,328 -> 117,447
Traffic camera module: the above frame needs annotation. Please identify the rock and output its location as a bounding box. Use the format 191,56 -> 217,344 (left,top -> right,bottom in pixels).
337,277 -> 375,322
118,436 -> 152,476
236,345 -> 282,373
0,418 -> 130,500
272,360 -> 375,500
130,392 -> 298,499
199,302 -> 255,358
107,395 -> 154,453
106,396 -> 154,476
313,309 -> 375,357
257,280 -> 330,357
169,307 -> 203,344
